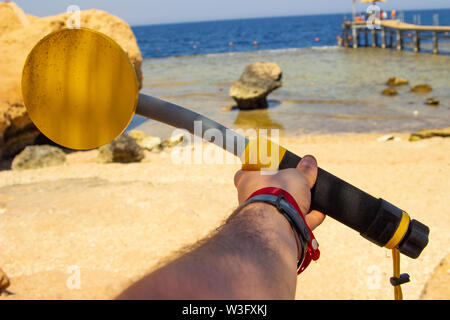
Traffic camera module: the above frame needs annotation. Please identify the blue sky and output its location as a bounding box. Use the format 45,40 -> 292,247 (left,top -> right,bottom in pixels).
14,0 -> 450,26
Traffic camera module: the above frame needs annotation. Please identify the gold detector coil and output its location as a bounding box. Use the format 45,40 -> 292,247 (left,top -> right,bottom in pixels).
22,28 -> 139,150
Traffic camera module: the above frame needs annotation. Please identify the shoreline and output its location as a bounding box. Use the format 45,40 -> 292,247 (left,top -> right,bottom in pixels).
140,44 -> 450,61
0,131 -> 444,171
140,45 -> 342,60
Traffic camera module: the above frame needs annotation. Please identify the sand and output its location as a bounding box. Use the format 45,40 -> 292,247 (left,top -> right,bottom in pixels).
0,133 -> 448,300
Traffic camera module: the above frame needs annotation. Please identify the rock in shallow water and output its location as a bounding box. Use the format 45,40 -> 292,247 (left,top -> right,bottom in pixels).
230,61 -> 282,109
11,145 -> 66,170
425,98 -> 440,106
97,134 -> 144,164
382,88 -> 398,96
411,84 -> 433,93
386,77 -> 409,86
409,127 -> 450,141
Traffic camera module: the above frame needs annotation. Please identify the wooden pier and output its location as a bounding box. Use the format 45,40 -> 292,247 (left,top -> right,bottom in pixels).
340,20 -> 450,54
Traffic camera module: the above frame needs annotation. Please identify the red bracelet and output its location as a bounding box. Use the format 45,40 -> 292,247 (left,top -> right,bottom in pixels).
246,187 -> 320,274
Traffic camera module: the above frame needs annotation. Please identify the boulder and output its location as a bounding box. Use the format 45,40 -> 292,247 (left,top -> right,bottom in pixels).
0,2 -> 143,159
140,136 -> 163,152
409,127 -> 450,141
129,130 -> 163,152
11,145 -> 66,170
0,267 -> 10,293
421,254 -> 450,300
381,88 -> 398,96
377,135 -> 400,142
386,77 -> 409,86
97,134 -> 144,164
0,1 -> 30,34
411,84 -> 433,93
128,130 -> 149,143
230,62 -> 282,109
163,134 -> 185,148
425,98 -> 440,106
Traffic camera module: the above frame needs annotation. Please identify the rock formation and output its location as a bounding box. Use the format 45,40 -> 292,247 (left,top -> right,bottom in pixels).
420,254 -> 450,299
425,98 -> 439,106
97,134 -> 144,164
0,267 -> 10,294
409,127 -> 450,141
0,2 -> 143,159
381,88 -> 398,96
230,62 -> 282,109
11,145 -> 66,170
129,130 -> 163,152
163,134 -> 185,148
410,84 -> 433,93
386,77 -> 409,86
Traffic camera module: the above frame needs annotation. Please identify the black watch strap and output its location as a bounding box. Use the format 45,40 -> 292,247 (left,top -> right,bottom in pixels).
243,194 -> 310,267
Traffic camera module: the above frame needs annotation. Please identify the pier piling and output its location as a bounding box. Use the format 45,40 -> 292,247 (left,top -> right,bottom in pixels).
340,20 -> 449,55
371,29 -> 376,47
433,31 -> 438,54
396,29 -> 402,51
413,31 -> 420,52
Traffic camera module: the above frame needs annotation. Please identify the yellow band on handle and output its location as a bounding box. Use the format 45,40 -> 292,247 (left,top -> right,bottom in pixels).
385,212 -> 410,249
240,137 -> 287,171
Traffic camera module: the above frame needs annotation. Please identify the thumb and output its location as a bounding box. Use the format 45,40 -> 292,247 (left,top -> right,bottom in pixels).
296,155 -> 318,189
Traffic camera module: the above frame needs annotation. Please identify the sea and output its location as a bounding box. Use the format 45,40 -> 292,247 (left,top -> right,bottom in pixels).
128,9 -> 450,138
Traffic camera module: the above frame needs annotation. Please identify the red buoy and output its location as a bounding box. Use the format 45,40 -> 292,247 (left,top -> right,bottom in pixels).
315,37 -> 320,42
229,42 -> 233,47
253,41 -> 258,46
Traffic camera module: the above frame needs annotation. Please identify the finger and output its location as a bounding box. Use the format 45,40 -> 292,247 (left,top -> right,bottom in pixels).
296,155 -> 318,189
305,210 -> 326,231
234,170 -> 245,187
234,169 -> 257,188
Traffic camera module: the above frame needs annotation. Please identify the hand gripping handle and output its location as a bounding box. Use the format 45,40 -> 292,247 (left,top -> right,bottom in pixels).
278,150 -> 429,259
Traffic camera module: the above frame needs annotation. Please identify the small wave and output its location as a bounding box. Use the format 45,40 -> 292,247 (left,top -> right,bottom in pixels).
142,45 -> 341,61
310,45 -> 340,51
282,99 -> 366,106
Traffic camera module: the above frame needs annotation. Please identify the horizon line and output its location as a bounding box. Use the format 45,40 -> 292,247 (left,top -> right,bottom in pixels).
130,7 -> 450,27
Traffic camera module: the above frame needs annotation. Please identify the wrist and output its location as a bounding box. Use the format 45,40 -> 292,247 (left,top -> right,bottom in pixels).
242,187 -> 320,275
237,202 -> 301,262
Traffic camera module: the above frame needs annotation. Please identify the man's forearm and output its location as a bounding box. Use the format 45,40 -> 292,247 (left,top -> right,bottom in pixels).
117,202 -> 300,300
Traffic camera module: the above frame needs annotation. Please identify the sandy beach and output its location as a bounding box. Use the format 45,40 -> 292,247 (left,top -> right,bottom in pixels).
0,132 -> 448,300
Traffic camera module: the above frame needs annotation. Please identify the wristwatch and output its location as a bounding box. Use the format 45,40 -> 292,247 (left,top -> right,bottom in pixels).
243,188 -> 320,274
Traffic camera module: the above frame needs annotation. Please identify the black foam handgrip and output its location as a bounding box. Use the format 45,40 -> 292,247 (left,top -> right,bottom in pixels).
279,151 -> 383,239
279,150 -> 429,257
311,168 -> 381,234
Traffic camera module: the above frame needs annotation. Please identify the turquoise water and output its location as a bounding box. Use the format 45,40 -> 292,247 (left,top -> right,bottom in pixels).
130,46 -> 450,137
